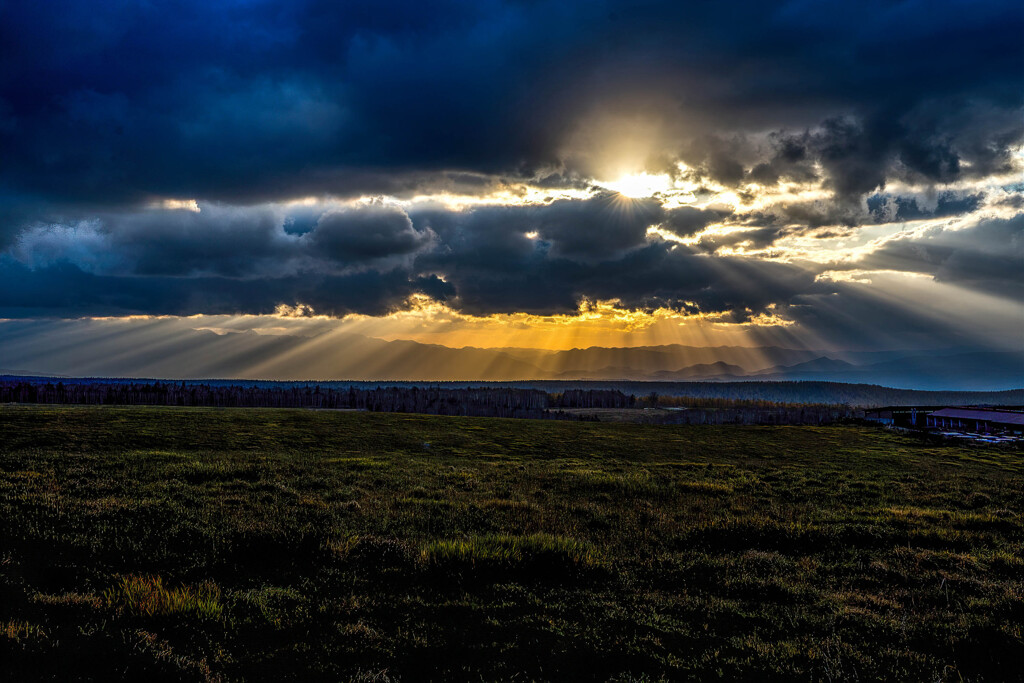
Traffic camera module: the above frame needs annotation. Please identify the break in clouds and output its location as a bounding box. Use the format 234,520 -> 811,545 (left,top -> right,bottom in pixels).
1,0 -> 1022,349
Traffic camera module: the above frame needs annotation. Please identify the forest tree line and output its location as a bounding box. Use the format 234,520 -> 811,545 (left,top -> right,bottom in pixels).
1,380 -> 854,424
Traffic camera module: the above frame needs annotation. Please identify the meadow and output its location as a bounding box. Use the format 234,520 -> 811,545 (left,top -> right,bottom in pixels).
1,405 -> 1021,681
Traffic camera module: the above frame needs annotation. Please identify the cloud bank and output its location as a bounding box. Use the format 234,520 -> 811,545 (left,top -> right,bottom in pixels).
0,0 -> 1022,357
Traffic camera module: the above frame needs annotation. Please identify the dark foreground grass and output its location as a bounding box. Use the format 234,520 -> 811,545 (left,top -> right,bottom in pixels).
1,406 -> 1022,682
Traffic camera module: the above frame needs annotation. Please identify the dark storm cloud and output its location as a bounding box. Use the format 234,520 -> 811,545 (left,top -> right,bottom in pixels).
0,256 -> 453,319
746,134 -> 820,187
307,205 -> 433,262
559,244 -> 817,323
866,192 -> 984,223
0,0 -> 1022,352
807,110 -> 1020,201
751,200 -> 867,230
10,206 -> 290,278
410,202 -> 820,318
2,197 -> 817,319
110,206 -> 286,277
415,239 -> 820,320
532,194 -> 663,260
682,106 -> 1022,207
993,194 -> 1024,210
2,192 -> 1021,354
11,202 -> 440,280
1,0 -> 1021,211
660,206 -> 730,238
727,190 -> 989,240
413,193 -> 664,265
695,228 -> 786,254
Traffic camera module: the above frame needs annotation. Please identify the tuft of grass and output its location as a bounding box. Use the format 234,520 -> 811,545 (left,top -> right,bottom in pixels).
421,533 -> 601,569
326,534 -> 362,561
105,575 -> 223,620
678,480 -> 733,494
31,591 -> 103,609
2,620 -> 47,644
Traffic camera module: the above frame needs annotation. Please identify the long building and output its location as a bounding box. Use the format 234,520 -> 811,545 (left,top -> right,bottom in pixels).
926,408 -> 1024,435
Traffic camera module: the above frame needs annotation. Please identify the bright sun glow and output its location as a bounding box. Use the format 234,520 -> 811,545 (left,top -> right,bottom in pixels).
601,172 -> 673,198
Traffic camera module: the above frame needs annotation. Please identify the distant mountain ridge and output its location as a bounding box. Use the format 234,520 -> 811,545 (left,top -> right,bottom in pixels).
742,351 -> 1024,391
753,357 -> 857,376
0,320 -> 1020,391
651,361 -> 748,379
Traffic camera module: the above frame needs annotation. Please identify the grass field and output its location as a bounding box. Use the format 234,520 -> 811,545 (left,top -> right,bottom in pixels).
1,405 -> 1022,681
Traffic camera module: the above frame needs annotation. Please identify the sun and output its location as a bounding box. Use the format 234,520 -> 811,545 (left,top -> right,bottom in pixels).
600,172 -> 672,198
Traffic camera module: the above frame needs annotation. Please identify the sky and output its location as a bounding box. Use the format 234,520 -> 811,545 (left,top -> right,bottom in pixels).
1,0 -> 1023,377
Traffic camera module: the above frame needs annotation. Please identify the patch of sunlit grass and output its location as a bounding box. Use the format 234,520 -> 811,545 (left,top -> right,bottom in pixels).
420,533 -> 601,569
105,575 -> 223,620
